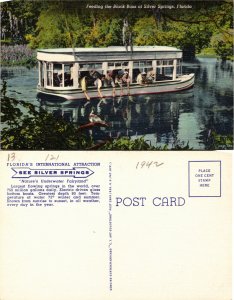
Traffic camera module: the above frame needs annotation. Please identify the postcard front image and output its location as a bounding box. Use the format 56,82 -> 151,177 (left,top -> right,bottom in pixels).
0,0 -> 233,299
1,0 -> 233,151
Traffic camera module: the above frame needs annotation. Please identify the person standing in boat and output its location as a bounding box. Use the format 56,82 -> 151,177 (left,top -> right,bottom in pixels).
81,76 -> 90,100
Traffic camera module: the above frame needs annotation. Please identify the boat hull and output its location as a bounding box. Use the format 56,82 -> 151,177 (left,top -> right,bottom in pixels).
37,74 -> 195,101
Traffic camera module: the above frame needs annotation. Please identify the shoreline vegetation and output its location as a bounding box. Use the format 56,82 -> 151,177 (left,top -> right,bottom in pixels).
1,44 -> 233,67
0,44 -> 37,67
197,48 -> 234,61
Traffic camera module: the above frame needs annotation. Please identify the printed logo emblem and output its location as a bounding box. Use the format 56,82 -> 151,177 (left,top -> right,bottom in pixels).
12,167 -> 94,179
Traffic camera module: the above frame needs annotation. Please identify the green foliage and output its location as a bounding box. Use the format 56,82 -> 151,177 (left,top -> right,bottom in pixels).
99,136 -> 156,150
1,80 -> 92,150
206,131 -> 233,150
1,1 -> 233,60
197,47 -> 218,58
132,17 -> 158,45
132,16 -> 212,53
211,30 -> 234,60
98,137 -> 192,150
28,8 -> 91,48
1,0 -> 41,44
85,18 -> 122,47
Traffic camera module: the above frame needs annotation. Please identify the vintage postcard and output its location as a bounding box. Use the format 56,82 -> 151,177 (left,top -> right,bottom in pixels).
0,150 -> 232,299
0,0 -> 233,299
1,0 -> 233,150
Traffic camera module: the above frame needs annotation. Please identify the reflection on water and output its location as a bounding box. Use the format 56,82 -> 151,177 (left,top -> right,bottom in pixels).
1,58 -> 233,150
39,94 -> 187,148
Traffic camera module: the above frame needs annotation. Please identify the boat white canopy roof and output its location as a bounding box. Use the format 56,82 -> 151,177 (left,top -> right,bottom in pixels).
37,46 -> 182,62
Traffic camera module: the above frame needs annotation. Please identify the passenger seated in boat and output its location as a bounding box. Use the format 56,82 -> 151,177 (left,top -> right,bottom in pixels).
64,72 -> 72,87
105,71 -> 116,97
80,76 -> 90,100
136,72 -> 147,85
146,69 -> 155,83
53,73 -> 61,87
122,71 -> 131,95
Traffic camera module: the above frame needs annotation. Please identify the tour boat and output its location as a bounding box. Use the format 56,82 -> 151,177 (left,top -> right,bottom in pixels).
37,46 -> 195,101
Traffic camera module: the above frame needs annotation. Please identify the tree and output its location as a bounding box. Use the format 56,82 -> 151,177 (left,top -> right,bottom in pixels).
1,0 -> 233,58
27,6 -> 91,48
85,18 -> 122,47
211,32 -> 233,60
0,0 -> 41,44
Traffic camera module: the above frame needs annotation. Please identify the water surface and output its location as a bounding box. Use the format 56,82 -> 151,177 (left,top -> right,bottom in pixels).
1,58 -> 233,149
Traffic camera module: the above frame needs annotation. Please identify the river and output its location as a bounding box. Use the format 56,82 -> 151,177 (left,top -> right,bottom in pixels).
1,57 -> 233,150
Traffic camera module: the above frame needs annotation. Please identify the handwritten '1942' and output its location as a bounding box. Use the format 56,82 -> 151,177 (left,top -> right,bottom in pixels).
136,161 -> 164,169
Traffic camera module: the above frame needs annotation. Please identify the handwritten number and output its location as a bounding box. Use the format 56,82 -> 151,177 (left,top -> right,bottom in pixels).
7,152 -> 16,161
45,154 -> 59,161
136,161 -> 164,169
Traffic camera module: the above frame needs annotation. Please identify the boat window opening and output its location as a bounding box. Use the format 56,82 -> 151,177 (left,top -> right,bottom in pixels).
157,60 -> 174,66
133,69 -> 140,82
79,63 -> 102,70
64,64 -> 74,87
176,66 -> 182,76
53,63 -> 63,87
39,61 -> 44,87
107,61 -> 129,69
156,67 -> 173,81
133,61 -> 152,68
46,63 -> 53,86
164,67 -> 173,77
